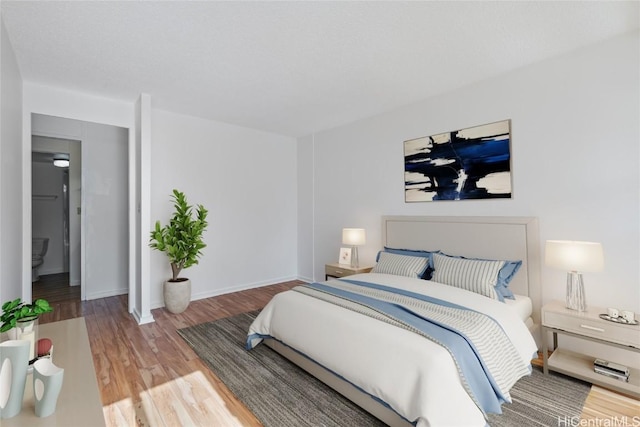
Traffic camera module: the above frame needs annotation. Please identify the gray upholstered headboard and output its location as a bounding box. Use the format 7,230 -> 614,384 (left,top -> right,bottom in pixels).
382,216 -> 541,325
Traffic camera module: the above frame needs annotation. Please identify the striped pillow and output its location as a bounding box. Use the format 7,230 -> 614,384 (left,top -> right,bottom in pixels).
372,252 -> 429,279
432,253 -> 505,301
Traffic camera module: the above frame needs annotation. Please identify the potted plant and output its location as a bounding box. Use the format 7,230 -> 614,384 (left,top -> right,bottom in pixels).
149,189 -> 208,314
1,298 -> 53,360
1,298 -> 53,333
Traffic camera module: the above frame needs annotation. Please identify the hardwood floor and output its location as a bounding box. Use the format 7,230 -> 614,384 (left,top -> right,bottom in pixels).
581,386 -> 640,425
533,354 -> 640,423
37,278 -> 300,426
32,272 -> 81,303
34,277 -> 638,426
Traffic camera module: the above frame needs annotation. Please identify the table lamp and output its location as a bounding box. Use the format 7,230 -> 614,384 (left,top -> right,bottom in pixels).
545,240 -> 604,312
342,228 -> 366,268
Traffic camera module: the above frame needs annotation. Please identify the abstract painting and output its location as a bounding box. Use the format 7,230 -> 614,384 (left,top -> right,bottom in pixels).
404,120 -> 512,202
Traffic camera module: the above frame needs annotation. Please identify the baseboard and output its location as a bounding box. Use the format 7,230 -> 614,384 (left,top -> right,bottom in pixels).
151,276 -> 302,309
85,287 -> 128,301
37,267 -> 67,276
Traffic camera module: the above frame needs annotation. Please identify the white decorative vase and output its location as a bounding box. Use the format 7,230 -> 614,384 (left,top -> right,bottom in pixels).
163,278 -> 191,314
33,358 -> 64,418
0,340 -> 30,419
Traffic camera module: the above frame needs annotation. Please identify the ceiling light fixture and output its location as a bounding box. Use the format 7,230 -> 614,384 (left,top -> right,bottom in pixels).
52,154 -> 69,168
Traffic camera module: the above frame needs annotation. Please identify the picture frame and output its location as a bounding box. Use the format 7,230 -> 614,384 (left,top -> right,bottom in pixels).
404,119 -> 512,202
338,247 -> 352,265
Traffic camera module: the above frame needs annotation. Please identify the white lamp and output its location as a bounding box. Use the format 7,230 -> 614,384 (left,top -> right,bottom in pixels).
545,240 -> 604,312
52,154 -> 69,168
342,228 -> 366,268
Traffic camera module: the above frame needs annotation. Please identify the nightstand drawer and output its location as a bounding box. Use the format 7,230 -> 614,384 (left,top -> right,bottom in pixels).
325,264 -> 352,278
324,263 -> 373,280
543,310 -> 640,349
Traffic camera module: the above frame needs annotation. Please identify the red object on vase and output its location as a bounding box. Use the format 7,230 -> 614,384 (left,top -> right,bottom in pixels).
37,337 -> 52,357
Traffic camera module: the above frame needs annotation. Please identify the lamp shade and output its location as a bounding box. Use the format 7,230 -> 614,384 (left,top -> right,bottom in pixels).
342,228 -> 366,246
545,240 -> 604,273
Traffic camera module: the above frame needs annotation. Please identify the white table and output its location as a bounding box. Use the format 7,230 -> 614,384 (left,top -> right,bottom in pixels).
542,300 -> 640,399
4,317 -> 105,426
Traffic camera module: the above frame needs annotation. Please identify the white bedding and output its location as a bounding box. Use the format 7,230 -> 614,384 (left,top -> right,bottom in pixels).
248,273 -> 537,427
505,294 -> 533,322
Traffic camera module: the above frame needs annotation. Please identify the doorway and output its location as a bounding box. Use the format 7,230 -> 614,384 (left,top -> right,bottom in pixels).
31,141 -> 81,303
30,114 -> 129,303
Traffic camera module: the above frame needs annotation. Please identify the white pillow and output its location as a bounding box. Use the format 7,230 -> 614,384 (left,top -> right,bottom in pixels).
372,251 -> 429,278
432,253 -> 505,300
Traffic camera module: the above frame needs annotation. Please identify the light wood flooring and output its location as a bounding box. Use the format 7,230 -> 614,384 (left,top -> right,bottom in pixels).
34,275 -> 639,426
36,276 -> 300,426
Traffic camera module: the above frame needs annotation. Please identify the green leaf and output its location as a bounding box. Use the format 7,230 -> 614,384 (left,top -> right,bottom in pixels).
34,299 -> 50,309
2,298 -> 22,311
0,321 -> 15,333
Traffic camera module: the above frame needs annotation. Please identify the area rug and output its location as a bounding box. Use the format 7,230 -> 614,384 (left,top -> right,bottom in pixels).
178,311 -> 591,427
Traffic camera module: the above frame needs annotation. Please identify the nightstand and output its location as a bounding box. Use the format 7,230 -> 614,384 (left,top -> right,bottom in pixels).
542,300 -> 640,398
325,263 -> 373,280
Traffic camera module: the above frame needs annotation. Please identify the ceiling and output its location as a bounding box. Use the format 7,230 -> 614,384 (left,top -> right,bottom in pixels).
2,1 -> 638,137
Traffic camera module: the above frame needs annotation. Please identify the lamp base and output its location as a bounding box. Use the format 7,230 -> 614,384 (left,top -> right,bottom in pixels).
350,246 -> 359,269
565,271 -> 586,312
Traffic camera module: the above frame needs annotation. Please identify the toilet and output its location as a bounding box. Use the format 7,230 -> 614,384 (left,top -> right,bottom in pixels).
32,237 -> 49,282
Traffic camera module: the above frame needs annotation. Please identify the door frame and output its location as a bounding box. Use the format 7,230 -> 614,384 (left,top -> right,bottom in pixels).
22,113 -> 136,309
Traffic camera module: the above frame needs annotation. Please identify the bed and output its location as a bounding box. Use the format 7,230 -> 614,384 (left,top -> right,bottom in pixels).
247,216 -> 541,426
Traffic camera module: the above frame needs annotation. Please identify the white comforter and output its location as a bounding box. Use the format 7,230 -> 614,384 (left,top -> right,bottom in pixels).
248,273 -> 537,427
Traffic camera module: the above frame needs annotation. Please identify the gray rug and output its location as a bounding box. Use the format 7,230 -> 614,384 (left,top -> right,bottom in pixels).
178,311 -> 591,427
486,366 -> 591,426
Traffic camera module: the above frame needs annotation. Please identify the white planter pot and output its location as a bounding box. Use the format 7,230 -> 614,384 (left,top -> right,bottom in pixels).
33,358 -> 64,418
163,279 -> 191,314
0,340 -> 30,419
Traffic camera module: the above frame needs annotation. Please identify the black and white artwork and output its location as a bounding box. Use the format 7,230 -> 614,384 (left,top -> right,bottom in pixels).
404,120 -> 512,202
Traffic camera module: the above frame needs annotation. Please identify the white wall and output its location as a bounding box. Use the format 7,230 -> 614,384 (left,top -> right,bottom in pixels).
150,109 -> 298,307
0,17 -> 24,303
83,121 -> 129,299
300,32 -> 640,315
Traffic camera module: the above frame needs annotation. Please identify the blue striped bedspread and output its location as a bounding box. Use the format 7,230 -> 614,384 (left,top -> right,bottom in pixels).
291,278 -> 532,416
